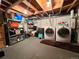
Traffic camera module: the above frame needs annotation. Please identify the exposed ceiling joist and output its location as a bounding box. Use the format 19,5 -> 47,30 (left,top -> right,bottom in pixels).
67,0 -> 77,12
51,10 -> 54,15
27,0 -> 43,11
9,8 -> 27,17
35,13 -> 42,18
62,1 -> 78,10
40,13 -> 44,17
11,8 -> 25,15
19,2 -> 35,13
1,4 -> 7,7
58,0 -> 64,14
51,0 -> 55,15
42,12 -> 47,16
63,3 -> 72,8
23,0 -> 39,13
63,0 -> 74,6
43,11 -> 48,16
42,12 -> 47,17
3,0 -> 12,5
52,0 -> 55,9
0,8 -> 5,12
2,1 -> 10,8
6,0 -> 23,12
1,0 -> 78,17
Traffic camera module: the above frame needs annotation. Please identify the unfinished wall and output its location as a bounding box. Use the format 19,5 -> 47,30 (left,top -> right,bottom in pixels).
0,12 -> 6,48
34,15 -> 71,28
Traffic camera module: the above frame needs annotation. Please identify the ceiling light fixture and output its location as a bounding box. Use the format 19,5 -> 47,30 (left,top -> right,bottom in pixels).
24,10 -> 28,14
47,0 -> 52,7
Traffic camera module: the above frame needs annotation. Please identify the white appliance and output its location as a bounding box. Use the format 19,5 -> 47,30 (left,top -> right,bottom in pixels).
44,26 -> 55,41
56,26 -> 71,43
44,16 -> 56,41
55,16 -> 71,43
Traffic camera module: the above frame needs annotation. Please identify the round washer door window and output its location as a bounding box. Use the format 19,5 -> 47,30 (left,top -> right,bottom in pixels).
46,28 -> 54,36
58,28 -> 70,38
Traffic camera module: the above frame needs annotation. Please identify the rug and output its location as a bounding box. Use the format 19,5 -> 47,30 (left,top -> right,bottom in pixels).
40,40 -> 79,53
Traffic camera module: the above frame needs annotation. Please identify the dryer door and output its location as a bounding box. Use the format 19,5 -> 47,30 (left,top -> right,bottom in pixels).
58,28 -> 69,38
45,28 -> 54,37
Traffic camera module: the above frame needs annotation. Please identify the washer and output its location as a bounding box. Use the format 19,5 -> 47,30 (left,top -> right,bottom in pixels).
44,26 -> 55,41
56,26 -> 71,43
55,16 -> 71,43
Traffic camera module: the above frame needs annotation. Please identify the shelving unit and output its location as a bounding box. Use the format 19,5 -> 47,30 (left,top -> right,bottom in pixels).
9,34 -> 25,45
7,20 -> 26,45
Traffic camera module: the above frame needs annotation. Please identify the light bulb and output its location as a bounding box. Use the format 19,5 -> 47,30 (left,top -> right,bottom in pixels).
24,10 -> 28,14
46,0 -> 51,7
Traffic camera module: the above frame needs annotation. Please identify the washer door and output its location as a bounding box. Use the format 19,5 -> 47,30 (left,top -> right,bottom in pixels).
45,28 -> 54,36
58,28 -> 69,38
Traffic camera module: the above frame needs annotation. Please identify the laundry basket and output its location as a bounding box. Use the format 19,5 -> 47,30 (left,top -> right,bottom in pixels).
38,33 -> 43,39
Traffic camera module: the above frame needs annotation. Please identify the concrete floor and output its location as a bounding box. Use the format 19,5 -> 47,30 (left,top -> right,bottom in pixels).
1,37 -> 79,59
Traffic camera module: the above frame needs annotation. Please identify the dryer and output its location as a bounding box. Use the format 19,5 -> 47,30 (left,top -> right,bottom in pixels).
56,26 -> 71,43
44,26 -> 55,41
55,16 -> 71,43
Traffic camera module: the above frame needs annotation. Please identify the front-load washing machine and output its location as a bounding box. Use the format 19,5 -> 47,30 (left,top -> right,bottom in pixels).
55,16 -> 71,43
44,26 -> 55,41
56,26 -> 71,43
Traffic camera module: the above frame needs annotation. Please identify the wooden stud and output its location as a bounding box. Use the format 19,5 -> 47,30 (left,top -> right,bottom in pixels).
63,4 -> 72,8
67,0 -> 77,13
0,8 -> 5,12
58,0 -> 64,14
6,0 -> 23,12
23,0 -> 38,12
3,0 -> 12,5
1,4 -> 7,7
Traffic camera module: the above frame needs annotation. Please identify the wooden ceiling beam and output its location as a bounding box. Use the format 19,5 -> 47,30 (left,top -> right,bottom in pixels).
51,0 -> 55,15
39,11 -> 44,17
19,2 -> 35,13
63,4 -> 72,8
42,11 -> 47,17
62,2 -> 76,10
35,15 -> 40,19
3,0 -> 12,5
40,13 -> 44,17
51,0 -> 54,15
9,8 -> 27,17
1,4 -> 7,7
43,11 -> 49,16
67,0 -> 77,12
58,0 -> 64,14
27,0 -> 43,11
23,0 -> 38,12
0,8 -> 5,12
6,0 -> 23,12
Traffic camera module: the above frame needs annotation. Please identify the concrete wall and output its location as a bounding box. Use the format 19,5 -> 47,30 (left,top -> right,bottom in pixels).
33,18 -> 52,28
33,15 -> 71,28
